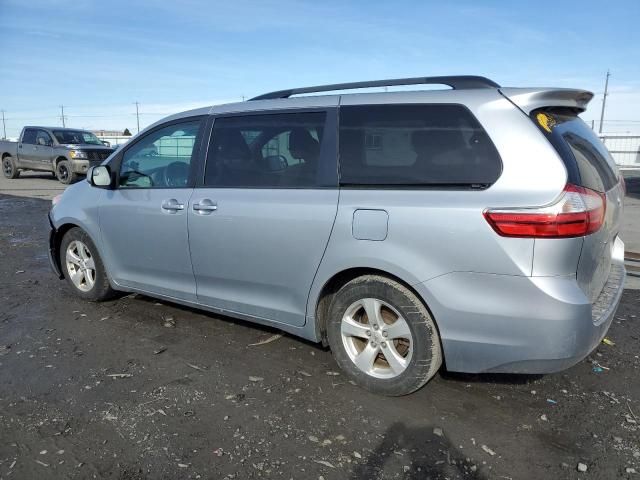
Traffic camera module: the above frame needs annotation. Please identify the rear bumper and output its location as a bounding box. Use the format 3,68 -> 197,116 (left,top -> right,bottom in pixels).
416,260 -> 625,374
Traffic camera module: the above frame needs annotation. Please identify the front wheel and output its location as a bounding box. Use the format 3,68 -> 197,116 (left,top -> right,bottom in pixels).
56,160 -> 78,184
327,275 -> 442,396
2,156 -> 19,179
60,228 -> 115,301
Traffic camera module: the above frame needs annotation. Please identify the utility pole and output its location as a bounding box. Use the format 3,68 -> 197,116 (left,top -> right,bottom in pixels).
60,105 -> 66,127
1,110 -> 6,139
598,70 -> 610,134
134,102 -> 140,133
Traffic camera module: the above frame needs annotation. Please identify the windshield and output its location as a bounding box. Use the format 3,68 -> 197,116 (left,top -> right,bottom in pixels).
52,130 -> 103,146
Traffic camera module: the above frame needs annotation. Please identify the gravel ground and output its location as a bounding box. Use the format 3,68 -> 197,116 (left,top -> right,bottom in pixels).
0,180 -> 638,479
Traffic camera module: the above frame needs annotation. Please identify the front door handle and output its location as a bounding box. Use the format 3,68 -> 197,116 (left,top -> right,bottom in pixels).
161,198 -> 185,213
193,199 -> 217,214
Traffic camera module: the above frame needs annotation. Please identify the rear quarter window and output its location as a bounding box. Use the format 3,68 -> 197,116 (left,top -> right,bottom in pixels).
531,109 -> 619,192
338,104 -> 502,187
21,129 -> 37,144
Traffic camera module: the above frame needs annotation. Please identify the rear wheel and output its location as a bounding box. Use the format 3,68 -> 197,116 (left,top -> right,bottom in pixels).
60,228 -> 115,301
326,275 -> 442,396
56,160 -> 78,184
2,156 -> 19,179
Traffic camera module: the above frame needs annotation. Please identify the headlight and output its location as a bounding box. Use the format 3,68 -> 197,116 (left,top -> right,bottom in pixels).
69,150 -> 88,159
51,193 -> 63,208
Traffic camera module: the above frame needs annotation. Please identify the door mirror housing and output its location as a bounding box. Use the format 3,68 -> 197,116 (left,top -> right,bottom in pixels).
101,141 -> 111,147
89,165 -> 113,188
37,137 -> 47,146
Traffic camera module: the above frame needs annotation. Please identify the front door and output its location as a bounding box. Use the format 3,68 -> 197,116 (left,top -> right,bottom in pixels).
99,118 -> 205,301
188,110 -> 339,326
32,129 -> 54,170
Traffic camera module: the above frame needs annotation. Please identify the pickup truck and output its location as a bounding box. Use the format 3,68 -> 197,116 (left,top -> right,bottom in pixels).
1,126 -> 114,184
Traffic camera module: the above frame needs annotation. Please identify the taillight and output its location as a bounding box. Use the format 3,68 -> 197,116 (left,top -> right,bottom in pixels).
620,176 -> 626,195
484,184 -> 606,238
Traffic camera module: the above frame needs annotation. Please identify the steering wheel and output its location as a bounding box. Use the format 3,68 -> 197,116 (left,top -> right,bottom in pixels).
163,161 -> 189,187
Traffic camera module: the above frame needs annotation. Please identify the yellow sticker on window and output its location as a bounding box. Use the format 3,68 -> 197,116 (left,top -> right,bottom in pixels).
536,113 -> 556,133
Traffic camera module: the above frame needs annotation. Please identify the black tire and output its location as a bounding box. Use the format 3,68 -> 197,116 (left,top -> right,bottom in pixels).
326,275 -> 442,396
2,156 -> 20,179
59,227 -> 115,301
56,160 -> 78,184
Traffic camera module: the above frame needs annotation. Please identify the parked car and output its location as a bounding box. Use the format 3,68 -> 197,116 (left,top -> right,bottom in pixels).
1,126 -> 114,184
47,76 -> 626,395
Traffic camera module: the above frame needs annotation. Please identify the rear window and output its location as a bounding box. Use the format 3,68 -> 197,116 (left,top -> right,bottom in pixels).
338,104 -> 502,187
531,109 -> 619,192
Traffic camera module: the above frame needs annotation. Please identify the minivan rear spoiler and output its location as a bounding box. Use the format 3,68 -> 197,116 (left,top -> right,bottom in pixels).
499,88 -> 594,114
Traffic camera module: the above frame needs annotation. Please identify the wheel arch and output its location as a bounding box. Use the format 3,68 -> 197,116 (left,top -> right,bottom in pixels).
312,267 -> 441,350
51,223 -> 81,279
52,222 -> 107,281
54,156 -> 69,166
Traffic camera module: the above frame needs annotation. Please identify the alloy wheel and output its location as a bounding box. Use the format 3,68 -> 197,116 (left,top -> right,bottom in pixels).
58,164 -> 69,181
2,158 -> 12,176
340,298 -> 413,379
65,240 -> 96,292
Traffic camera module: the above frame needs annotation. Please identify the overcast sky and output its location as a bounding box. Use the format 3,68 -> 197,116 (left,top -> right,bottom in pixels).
1,0 -> 639,137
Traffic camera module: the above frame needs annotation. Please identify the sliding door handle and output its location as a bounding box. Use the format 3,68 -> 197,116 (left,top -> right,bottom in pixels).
193,199 -> 217,214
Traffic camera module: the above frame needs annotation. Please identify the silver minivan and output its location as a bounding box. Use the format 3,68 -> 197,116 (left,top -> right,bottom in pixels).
48,76 -> 626,395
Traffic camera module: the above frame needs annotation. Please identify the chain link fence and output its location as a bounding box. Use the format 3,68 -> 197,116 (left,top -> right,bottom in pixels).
599,135 -> 640,170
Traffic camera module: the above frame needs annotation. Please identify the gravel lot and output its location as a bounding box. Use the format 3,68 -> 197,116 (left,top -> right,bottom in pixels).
0,173 -> 638,479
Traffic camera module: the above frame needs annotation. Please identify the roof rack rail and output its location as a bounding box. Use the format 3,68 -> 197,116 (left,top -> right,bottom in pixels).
249,75 -> 500,101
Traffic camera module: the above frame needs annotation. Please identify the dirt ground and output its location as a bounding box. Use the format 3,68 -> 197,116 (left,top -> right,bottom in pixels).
0,175 -> 639,479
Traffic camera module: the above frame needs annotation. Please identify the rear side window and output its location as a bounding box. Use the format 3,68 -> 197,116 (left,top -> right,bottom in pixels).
21,129 -> 37,144
531,109 -> 618,192
338,104 -> 502,187
205,112 -> 328,188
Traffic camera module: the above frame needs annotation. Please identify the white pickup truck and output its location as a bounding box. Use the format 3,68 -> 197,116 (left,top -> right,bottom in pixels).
1,126 -> 114,184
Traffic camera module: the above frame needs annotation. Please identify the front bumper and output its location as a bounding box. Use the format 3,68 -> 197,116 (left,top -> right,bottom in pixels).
47,212 -> 63,279
70,159 -> 102,174
416,261 -> 625,374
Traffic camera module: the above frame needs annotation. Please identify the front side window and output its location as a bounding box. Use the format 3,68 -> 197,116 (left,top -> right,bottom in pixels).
36,130 -> 52,146
205,112 -> 327,188
119,119 -> 202,188
339,104 -> 502,187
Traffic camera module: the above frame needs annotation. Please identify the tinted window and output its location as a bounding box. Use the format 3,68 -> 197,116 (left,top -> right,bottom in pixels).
119,119 -> 202,188
36,130 -> 52,146
22,129 -> 37,144
339,104 -> 502,186
205,112 -> 327,188
531,109 -> 618,192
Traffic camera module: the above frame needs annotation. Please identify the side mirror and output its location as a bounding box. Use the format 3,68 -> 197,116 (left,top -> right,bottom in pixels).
102,141 -> 111,147
89,165 -> 113,188
37,137 -> 47,146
